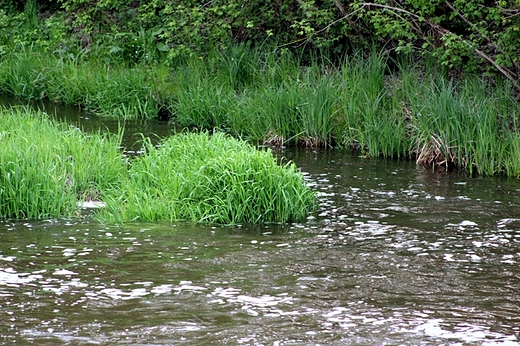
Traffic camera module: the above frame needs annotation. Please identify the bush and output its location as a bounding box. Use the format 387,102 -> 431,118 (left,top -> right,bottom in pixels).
3,0 -> 519,85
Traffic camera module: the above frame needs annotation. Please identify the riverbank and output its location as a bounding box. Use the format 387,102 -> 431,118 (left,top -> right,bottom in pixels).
1,47 -> 520,176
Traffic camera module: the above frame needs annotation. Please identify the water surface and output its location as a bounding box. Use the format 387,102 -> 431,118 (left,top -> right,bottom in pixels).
1,99 -> 520,345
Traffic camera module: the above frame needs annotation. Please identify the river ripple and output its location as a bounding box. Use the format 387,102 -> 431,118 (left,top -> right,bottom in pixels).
2,149 -> 520,345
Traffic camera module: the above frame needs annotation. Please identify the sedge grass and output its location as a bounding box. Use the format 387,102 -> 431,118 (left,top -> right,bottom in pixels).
336,52 -> 409,157
405,74 -> 520,175
0,51 -> 169,118
0,107 -> 125,219
1,45 -> 520,176
1,108 -> 315,223
100,131 -> 317,224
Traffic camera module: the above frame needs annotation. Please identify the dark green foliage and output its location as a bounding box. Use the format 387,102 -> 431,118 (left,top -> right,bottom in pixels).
1,0 -> 519,82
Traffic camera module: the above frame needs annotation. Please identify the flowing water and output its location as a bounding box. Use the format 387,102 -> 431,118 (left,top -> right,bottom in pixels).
1,98 -> 520,345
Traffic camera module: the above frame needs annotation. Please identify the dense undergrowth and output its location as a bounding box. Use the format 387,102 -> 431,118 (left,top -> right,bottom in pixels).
2,0 -> 519,83
0,1 -> 520,176
0,108 -> 315,223
2,47 -> 520,176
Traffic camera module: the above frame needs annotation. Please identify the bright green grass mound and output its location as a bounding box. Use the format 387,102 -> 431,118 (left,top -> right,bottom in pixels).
0,108 -> 124,219
1,108 -> 316,223
101,132 -> 317,224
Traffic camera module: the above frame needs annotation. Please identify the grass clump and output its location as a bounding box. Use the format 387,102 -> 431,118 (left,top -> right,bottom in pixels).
100,132 -> 316,224
0,107 -> 125,219
0,108 -> 316,223
395,68 -> 520,176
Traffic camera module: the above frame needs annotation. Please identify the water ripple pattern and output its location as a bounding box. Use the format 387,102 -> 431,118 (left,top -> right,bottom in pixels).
1,150 -> 520,345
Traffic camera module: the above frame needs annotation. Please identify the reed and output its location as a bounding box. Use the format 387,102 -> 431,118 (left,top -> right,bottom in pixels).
403,73 -> 520,175
213,44 -> 263,90
100,131 -> 316,224
172,72 -> 237,129
336,53 -> 409,157
245,82 -> 301,145
0,51 -> 170,118
296,67 -> 340,147
0,107 -> 125,219
1,45 -> 520,176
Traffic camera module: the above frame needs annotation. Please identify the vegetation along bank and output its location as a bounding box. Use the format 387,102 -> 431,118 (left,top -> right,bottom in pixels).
0,0 -> 520,176
0,107 -> 316,223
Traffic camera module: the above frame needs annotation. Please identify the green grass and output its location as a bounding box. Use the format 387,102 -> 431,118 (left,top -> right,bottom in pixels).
100,131 -> 317,224
1,45 -> 520,176
336,52 -> 406,156
0,107 -> 125,219
0,51 -> 170,118
0,108 -> 316,222
406,76 -> 520,176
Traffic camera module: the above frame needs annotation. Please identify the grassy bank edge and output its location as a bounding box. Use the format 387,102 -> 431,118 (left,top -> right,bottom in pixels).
0,107 -> 316,223
1,47 -> 519,176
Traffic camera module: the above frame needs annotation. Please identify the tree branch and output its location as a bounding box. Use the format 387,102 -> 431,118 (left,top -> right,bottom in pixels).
474,48 -> 520,91
445,1 -> 519,74
333,0 -> 364,42
359,2 -> 520,91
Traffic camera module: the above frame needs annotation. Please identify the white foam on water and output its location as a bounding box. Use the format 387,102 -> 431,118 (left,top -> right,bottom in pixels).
412,319 -> 519,345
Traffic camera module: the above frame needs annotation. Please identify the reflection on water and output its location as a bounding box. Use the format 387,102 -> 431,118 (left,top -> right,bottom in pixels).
1,98 -> 520,344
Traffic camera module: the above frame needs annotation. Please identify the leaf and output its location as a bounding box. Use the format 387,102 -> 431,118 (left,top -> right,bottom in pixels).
152,28 -> 164,37
156,42 -> 169,52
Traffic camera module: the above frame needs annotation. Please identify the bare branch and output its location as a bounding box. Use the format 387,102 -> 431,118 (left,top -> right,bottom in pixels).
474,48 -> 520,90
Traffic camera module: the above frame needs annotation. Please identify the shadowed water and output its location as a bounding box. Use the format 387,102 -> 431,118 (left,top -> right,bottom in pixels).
1,98 -> 520,345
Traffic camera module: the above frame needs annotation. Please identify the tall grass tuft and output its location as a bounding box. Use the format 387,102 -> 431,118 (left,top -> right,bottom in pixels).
336,53 -> 408,157
405,74 -> 520,175
2,44 -> 520,176
100,131 -> 317,224
0,51 -> 169,118
0,107 -> 125,219
297,67 -> 339,147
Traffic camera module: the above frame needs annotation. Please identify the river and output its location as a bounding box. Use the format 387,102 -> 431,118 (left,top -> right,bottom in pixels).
1,97 -> 520,345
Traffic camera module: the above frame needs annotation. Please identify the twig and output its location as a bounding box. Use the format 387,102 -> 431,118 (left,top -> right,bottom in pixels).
311,5 -> 366,38
277,5 -> 366,48
334,0 -> 364,41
